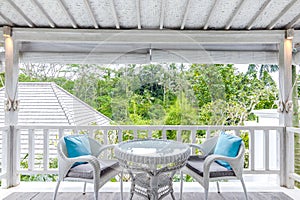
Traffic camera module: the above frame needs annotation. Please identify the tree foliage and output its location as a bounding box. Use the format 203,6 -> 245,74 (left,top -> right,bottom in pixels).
15,63 -> 278,128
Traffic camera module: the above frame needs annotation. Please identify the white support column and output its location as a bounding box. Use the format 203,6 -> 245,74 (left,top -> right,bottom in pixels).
278,37 -> 294,188
2,26 -> 20,188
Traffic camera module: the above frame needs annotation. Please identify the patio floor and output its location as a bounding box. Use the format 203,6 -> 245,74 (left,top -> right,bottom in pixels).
1,175 -> 300,200
2,191 -> 294,200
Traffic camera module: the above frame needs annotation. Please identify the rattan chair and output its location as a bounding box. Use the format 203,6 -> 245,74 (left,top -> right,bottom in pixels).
180,136 -> 248,200
53,135 -> 123,200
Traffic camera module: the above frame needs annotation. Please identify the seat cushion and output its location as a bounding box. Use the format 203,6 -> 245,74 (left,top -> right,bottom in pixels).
213,132 -> 242,170
66,159 -> 119,179
186,155 -> 235,178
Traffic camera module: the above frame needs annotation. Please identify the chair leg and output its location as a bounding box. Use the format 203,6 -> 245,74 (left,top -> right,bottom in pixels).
129,181 -> 135,200
216,181 -> 220,193
180,171 -> 184,200
240,178 -> 248,200
204,188 -> 209,200
171,191 -> 176,200
94,192 -> 98,200
120,170 -> 124,200
94,184 -> 98,200
83,182 -> 87,195
53,180 -> 61,200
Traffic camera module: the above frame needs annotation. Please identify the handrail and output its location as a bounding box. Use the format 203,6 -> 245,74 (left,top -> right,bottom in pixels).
287,126 -> 300,134
0,125 -> 9,131
17,125 -> 284,130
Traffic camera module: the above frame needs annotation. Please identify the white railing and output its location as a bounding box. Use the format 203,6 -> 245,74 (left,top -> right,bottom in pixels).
286,127 -> 300,184
14,125 -> 284,176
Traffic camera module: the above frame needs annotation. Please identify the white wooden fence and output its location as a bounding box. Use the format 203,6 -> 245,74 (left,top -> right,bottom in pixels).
287,127 -> 300,184
10,125 -> 284,176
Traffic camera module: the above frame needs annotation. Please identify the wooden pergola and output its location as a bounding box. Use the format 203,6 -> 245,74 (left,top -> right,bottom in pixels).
1,0 -> 300,189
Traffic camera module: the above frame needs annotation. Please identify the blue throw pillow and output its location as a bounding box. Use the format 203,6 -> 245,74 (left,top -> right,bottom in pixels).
213,132 -> 242,170
64,135 -> 92,167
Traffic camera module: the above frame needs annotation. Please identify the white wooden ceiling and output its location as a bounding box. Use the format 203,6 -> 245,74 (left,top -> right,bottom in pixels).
1,0 -> 300,30
1,0 -> 300,64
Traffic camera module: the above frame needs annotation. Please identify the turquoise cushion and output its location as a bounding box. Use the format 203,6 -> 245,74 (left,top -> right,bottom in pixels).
213,132 -> 242,170
64,135 -> 92,167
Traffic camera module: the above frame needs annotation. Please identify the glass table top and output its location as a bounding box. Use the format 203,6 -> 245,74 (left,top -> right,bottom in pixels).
116,139 -> 190,158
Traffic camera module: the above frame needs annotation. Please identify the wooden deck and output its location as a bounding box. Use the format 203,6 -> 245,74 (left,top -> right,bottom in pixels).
1,177 -> 299,200
3,192 -> 293,200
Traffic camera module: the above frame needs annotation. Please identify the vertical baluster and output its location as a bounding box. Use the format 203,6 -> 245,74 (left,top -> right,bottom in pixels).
148,129 -> 152,138
191,129 -> 197,154
177,129 -> 182,142
191,129 -> 196,143
43,129 -> 49,172
205,130 -> 211,140
118,130 -> 122,142
134,130 -> 137,139
73,127 -> 78,135
103,129 -> 108,145
162,129 -> 167,139
58,128 -> 63,139
28,129 -> 34,171
234,129 -> 240,137
88,128 -> 94,138
250,130 -> 255,171
264,130 -> 270,171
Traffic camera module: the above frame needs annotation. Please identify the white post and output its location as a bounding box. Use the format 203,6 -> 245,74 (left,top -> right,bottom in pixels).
2,26 -> 20,188
278,36 -> 294,188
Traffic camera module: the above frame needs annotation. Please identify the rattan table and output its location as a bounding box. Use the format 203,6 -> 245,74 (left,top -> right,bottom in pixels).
114,139 -> 190,200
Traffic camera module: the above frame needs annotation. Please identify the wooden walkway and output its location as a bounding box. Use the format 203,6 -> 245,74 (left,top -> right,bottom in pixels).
3,192 -> 294,200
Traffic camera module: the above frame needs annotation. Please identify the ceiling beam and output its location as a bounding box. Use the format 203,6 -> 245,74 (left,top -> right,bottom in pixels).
225,0 -> 247,30
160,0 -> 166,29
110,0 -> 120,29
180,0 -> 192,30
57,0 -> 77,28
30,0 -> 55,28
19,50 -> 279,65
152,50 -> 279,64
136,0 -> 141,29
20,52 -> 150,64
12,28 -> 286,44
7,0 -> 34,27
83,0 -> 99,29
267,0 -> 298,30
204,0 -> 220,30
0,12 -> 13,26
247,0 -> 272,30
286,13 -> 300,29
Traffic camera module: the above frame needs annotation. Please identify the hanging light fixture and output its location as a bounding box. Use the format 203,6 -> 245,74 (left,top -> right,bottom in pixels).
3,26 -> 12,38
285,28 -> 294,40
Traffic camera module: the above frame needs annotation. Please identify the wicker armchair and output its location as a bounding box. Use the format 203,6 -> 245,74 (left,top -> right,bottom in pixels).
53,135 -> 123,200
180,136 -> 248,200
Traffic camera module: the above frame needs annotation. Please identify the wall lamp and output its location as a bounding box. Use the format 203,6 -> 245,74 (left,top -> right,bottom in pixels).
285,29 -> 294,40
3,26 -> 12,38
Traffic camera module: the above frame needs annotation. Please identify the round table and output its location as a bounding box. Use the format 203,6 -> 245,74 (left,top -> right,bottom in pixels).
115,139 -> 191,200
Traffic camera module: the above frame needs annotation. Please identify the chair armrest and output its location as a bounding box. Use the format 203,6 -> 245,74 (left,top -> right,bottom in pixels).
188,143 -> 206,155
99,144 -> 117,154
204,154 -> 238,167
58,154 -> 101,179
